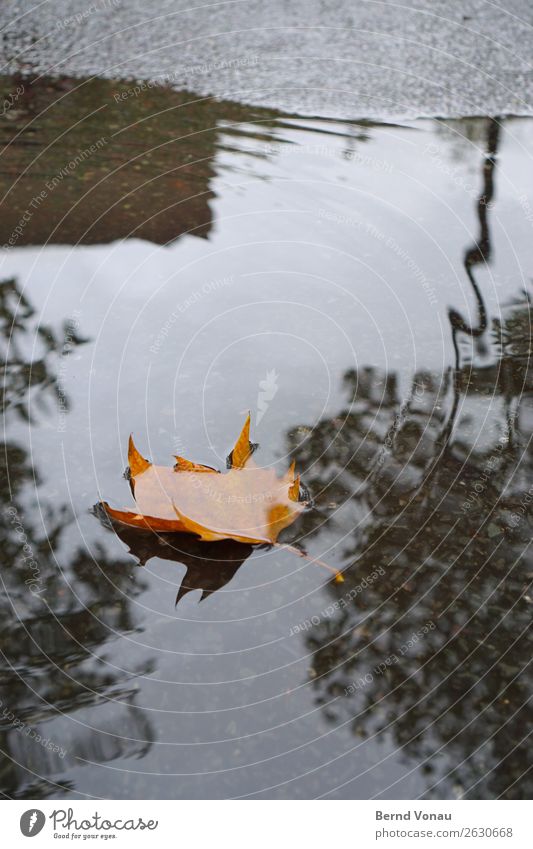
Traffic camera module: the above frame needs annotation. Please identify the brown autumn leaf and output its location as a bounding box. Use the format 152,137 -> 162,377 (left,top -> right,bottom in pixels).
99,414 -> 343,583
100,414 -> 305,545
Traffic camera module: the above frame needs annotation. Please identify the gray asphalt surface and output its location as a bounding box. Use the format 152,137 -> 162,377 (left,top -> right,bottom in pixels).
1,0 -> 533,119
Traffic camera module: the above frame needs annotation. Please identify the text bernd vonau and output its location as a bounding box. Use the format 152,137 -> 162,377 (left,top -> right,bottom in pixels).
376,811 -> 452,821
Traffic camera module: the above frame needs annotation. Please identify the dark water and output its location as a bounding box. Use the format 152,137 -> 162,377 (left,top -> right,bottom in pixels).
0,76 -> 532,800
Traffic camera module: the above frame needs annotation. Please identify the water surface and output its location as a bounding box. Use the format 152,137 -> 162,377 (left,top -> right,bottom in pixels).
0,76 -> 532,799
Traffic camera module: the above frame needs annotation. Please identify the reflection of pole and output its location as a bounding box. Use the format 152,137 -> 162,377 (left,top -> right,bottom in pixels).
438,119 -> 500,452
358,121 -> 502,500
419,119 -> 499,479
448,118 -> 499,368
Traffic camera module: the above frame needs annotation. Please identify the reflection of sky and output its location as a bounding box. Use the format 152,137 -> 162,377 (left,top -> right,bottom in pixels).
1,118 -> 531,473
1,116 -> 533,798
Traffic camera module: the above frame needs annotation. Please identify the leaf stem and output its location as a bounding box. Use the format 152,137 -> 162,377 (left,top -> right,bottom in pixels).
273,543 -> 344,583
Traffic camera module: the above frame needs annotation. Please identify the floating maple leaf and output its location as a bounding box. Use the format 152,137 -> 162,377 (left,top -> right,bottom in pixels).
99,414 -> 342,582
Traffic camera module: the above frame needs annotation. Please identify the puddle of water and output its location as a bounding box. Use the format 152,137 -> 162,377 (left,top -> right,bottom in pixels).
0,76 -> 532,800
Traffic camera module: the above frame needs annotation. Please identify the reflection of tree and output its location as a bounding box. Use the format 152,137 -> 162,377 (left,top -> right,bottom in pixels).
287,120 -> 533,799
0,536 -> 154,796
0,277 -> 88,421
0,280 -> 154,798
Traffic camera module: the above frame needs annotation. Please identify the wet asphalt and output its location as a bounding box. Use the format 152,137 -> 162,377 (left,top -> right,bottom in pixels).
1,0 -> 532,119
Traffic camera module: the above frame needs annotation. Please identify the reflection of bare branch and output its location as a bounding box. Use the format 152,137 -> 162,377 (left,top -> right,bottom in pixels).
0,280 -> 155,798
285,120 -> 533,800
0,278 -> 89,422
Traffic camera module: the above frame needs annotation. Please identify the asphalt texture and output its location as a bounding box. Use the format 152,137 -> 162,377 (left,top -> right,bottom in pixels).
1,0 -> 532,119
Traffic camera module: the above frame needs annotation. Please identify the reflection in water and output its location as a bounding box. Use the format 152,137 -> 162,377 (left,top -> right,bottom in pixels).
0,77 -> 532,798
0,277 -> 88,421
99,510 -> 253,605
0,75 -> 280,247
0,278 -> 154,798
287,120 -> 533,799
